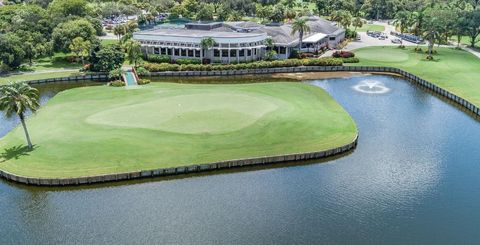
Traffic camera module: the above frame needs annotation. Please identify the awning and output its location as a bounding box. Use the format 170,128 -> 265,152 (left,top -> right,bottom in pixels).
303,33 -> 328,43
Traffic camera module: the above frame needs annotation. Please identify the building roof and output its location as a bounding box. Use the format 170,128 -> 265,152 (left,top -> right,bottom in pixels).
303,33 -> 328,43
133,16 -> 343,46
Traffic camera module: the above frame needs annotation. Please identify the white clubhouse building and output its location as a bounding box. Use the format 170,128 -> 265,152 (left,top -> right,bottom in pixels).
133,16 -> 345,64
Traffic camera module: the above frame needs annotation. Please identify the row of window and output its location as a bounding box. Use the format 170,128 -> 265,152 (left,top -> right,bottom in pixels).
140,40 -> 264,48
152,47 -> 259,58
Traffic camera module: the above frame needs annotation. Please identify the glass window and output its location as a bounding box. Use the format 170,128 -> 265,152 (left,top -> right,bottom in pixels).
222,50 -> 228,57
181,49 -> 187,56
167,48 -> 172,55
195,50 -> 200,57
214,50 -> 220,57
188,49 -> 194,57
247,50 -> 252,56
230,49 -> 237,57
174,49 -> 180,56
154,48 -> 160,54
239,50 -> 245,57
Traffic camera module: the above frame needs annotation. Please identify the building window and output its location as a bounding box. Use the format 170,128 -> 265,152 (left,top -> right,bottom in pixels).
239,50 -> 245,57
188,49 -> 194,57
195,50 -> 200,57
222,50 -> 228,57
161,48 -> 166,55
167,48 -> 172,55
279,47 -> 286,54
181,49 -> 187,56
230,49 -> 237,57
247,50 -> 252,56
329,36 -> 336,41
174,49 -> 180,56
214,50 -> 220,57
254,49 -> 257,55
154,47 -> 160,54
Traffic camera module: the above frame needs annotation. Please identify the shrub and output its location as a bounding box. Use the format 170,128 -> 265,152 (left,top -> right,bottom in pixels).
299,53 -> 315,59
341,57 -> 360,63
414,47 -> 423,52
108,68 -> 122,80
289,50 -> 299,59
332,51 -> 355,58
146,54 -> 171,63
135,67 -> 150,77
175,58 -> 201,65
345,29 -> 358,39
138,79 -> 151,85
109,80 -> 125,87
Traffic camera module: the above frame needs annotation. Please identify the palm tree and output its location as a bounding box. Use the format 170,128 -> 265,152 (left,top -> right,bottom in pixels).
0,82 -> 39,150
200,37 -> 216,63
393,11 -> 411,34
352,17 -> 363,32
123,40 -> 142,66
113,25 -> 126,41
291,17 -> 310,52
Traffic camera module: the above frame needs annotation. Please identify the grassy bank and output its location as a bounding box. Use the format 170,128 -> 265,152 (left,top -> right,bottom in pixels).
0,82 -> 357,178
350,46 -> 480,107
352,24 -> 385,32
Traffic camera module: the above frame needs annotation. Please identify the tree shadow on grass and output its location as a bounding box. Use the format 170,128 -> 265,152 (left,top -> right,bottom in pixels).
0,145 -> 36,162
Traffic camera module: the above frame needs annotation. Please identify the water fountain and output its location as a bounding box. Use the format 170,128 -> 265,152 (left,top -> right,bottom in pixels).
352,79 -> 391,94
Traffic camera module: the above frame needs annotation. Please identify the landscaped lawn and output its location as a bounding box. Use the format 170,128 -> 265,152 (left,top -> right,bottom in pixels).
0,82 -> 357,178
101,39 -> 119,46
350,46 -> 480,107
449,36 -> 479,48
0,52 -> 82,84
353,24 -> 385,32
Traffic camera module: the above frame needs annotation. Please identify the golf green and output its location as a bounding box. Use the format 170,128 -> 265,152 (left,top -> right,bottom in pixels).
0,82 -> 357,178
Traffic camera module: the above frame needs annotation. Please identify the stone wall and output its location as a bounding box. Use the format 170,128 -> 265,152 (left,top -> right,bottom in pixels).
0,135 -> 358,186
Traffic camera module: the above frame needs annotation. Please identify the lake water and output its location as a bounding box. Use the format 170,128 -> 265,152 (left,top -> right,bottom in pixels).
1,75 -> 480,244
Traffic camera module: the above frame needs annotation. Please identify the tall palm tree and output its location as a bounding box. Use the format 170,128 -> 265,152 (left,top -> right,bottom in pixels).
0,82 -> 39,150
393,11 -> 411,34
291,17 -> 310,51
200,37 -> 216,63
123,40 -> 142,66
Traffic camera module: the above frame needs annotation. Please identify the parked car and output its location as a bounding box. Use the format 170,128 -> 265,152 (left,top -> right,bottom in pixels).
379,36 -> 386,40
391,38 -> 402,44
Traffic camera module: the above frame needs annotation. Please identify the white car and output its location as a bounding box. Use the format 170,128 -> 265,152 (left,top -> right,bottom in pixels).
391,38 -> 402,44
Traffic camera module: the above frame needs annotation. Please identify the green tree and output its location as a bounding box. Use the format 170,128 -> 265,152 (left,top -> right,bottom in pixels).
330,10 -> 352,29
0,82 -> 40,150
352,16 -> 363,32
69,37 -> 91,64
463,10 -> 480,47
113,24 -> 127,41
0,33 -> 25,70
52,18 -> 98,52
422,8 -> 443,59
123,40 -> 142,66
200,37 -> 217,63
89,44 -> 125,72
394,11 -> 411,34
291,17 -> 310,51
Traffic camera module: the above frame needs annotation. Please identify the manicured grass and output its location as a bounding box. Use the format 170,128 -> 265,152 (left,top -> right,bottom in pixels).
352,24 -> 385,32
450,36 -> 479,48
0,53 -> 82,84
0,82 -> 357,178
351,46 -> 480,107
101,39 -> 119,46
0,71 -> 81,84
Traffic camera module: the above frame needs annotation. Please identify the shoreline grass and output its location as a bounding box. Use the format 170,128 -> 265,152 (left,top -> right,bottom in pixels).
350,46 -> 480,107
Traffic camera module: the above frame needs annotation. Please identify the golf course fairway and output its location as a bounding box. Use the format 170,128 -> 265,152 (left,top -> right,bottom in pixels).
0,82 -> 357,179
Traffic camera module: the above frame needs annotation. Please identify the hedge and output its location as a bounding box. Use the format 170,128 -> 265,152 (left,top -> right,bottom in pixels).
143,58 -> 343,72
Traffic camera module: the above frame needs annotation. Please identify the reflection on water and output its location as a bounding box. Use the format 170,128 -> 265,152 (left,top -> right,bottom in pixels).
1,75 -> 480,244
